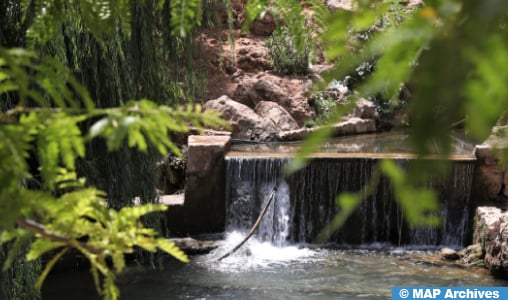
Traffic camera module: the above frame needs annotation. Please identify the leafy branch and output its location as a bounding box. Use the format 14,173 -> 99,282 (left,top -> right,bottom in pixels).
0,45 -> 226,299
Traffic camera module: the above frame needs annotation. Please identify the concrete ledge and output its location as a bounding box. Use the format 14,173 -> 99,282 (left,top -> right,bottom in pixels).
166,135 -> 231,235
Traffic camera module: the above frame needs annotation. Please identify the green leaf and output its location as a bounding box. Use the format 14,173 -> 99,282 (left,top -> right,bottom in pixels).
112,252 -> 125,273
337,193 -> 361,211
36,248 -> 68,289
0,228 -> 26,244
26,238 -> 66,261
156,239 -> 189,263
2,230 -> 33,272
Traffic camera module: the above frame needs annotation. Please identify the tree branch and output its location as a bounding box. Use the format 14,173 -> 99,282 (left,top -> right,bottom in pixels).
16,217 -> 102,254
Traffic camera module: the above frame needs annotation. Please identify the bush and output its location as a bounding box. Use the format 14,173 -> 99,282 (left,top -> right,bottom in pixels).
266,26 -> 311,76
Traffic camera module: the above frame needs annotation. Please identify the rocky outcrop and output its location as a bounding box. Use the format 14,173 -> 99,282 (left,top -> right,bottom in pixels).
204,95 -> 279,141
484,213 -> 508,273
473,206 -> 508,274
470,126 -> 508,211
473,206 -> 503,246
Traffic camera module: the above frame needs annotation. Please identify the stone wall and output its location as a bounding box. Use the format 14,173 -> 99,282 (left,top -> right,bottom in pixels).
166,135 -> 231,235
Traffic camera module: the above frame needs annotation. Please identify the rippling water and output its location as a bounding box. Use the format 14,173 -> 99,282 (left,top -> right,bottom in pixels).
43,233 -> 507,300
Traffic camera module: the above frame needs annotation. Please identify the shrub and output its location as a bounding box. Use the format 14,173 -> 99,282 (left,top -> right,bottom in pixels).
266,26 -> 311,76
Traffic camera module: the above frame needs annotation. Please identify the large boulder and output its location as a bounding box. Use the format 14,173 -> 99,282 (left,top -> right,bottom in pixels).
473,207 -> 508,274
474,206 -> 504,246
255,101 -> 300,131
204,95 -> 279,141
470,126 -> 508,210
484,213 -> 508,274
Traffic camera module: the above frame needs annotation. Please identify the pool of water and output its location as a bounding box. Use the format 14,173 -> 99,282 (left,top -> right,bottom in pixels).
227,131 -> 476,160
43,233 -> 507,300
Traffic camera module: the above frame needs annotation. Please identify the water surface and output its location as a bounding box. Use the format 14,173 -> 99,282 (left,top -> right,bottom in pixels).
43,234 -> 507,300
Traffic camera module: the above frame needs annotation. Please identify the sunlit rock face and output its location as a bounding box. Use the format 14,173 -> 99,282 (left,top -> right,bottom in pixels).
484,214 -> 508,274
254,101 -> 300,132
204,95 -> 279,141
473,207 -> 508,274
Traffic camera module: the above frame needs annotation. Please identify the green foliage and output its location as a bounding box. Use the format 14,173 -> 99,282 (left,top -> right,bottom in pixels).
308,94 -> 337,121
266,26 -> 311,75
170,0 -> 203,37
21,0 -> 209,44
246,0 -> 328,71
0,40 -> 226,300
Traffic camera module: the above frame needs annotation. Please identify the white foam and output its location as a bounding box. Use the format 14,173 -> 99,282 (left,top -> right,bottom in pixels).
203,231 -> 318,272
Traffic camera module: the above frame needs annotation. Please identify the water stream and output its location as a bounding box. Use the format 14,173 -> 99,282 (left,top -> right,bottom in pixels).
43,132 -> 508,299
43,237 -> 507,300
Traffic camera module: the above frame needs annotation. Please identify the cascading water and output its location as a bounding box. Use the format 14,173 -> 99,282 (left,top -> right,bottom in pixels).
224,155 -> 475,248
225,158 -> 293,247
45,134 -> 508,300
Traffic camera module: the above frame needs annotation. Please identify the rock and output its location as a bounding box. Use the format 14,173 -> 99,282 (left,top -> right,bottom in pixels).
351,98 -> 378,119
473,206 -> 503,247
254,79 -> 286,101
333,117 -> 377,135
236,44 -> 271,73
458,244 -> 484,266
253,76 -> 315,126
279,118 -> 377,141
473,207 -> 508,273
323,79 -> 349,102
169,237 -> 219,255
484,213 -> 508,274
233,74 -> 316,126
255,101 -> 300,131
475,143 -> 500,166
473,164 -> 505,201
157,147 -> 187,194
471,132 -> 508,207
204,95 -> 279,141
440,247 -> 460,261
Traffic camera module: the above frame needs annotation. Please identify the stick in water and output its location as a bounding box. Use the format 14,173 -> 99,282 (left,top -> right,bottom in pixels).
217,186 -> 278,261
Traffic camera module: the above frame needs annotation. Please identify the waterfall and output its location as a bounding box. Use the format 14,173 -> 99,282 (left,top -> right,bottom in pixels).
225,156 -> 475,248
